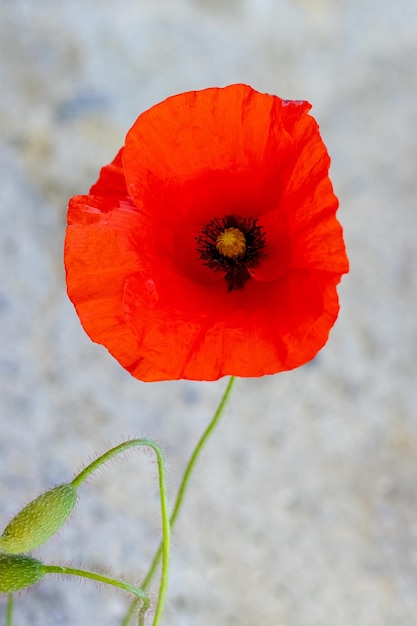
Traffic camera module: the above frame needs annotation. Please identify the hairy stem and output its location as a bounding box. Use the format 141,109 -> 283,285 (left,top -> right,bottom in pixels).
43,564 -> 149,607
71,438 -> 170,625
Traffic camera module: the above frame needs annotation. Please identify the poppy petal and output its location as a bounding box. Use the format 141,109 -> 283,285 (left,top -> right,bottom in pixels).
89,148 -> 128,198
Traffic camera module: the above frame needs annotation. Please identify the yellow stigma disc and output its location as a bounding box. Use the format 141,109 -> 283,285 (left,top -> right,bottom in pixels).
216,228 -> 246,259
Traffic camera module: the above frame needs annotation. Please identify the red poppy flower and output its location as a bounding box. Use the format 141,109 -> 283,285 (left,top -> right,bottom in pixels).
65,84 -> 349,382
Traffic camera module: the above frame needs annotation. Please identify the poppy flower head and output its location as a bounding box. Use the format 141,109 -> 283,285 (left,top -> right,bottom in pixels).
65,84 -> 349,381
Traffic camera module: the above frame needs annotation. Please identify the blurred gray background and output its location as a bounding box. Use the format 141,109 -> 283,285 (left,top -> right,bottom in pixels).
1,1 -> 417,625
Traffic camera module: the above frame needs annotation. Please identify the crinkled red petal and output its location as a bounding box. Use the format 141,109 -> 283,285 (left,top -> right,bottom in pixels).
89,148 -> 127,197
123,84 -> 296,225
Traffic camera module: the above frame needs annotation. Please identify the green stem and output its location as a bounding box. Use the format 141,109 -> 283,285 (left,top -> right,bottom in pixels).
71,439 -> 156,489
121,376 -> 236,625
71,438 -> 170,626
144,376 -> 235,588
149,442 -> 170,626
42,564 -> 149,607
6,595 -> 13,626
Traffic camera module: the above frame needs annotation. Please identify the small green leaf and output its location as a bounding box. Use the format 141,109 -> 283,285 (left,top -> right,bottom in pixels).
0,483 -> 77,554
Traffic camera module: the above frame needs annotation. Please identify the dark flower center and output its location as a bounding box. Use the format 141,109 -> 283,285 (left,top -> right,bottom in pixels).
196,215 -> 267,291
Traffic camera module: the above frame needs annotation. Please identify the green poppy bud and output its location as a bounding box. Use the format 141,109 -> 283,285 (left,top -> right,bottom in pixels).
0,483 -> 77,554
0,554 -> 45,592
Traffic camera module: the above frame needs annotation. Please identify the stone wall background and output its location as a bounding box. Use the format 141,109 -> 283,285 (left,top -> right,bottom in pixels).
1,1 -> 417,625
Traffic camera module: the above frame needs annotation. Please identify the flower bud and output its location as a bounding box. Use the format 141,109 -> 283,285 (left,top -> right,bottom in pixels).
0,483 -> 77,554
0,554 -> 45,592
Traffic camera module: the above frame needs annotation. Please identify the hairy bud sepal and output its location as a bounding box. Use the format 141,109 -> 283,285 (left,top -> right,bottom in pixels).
0,554 -> 45,593
0,484 -> 77,554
